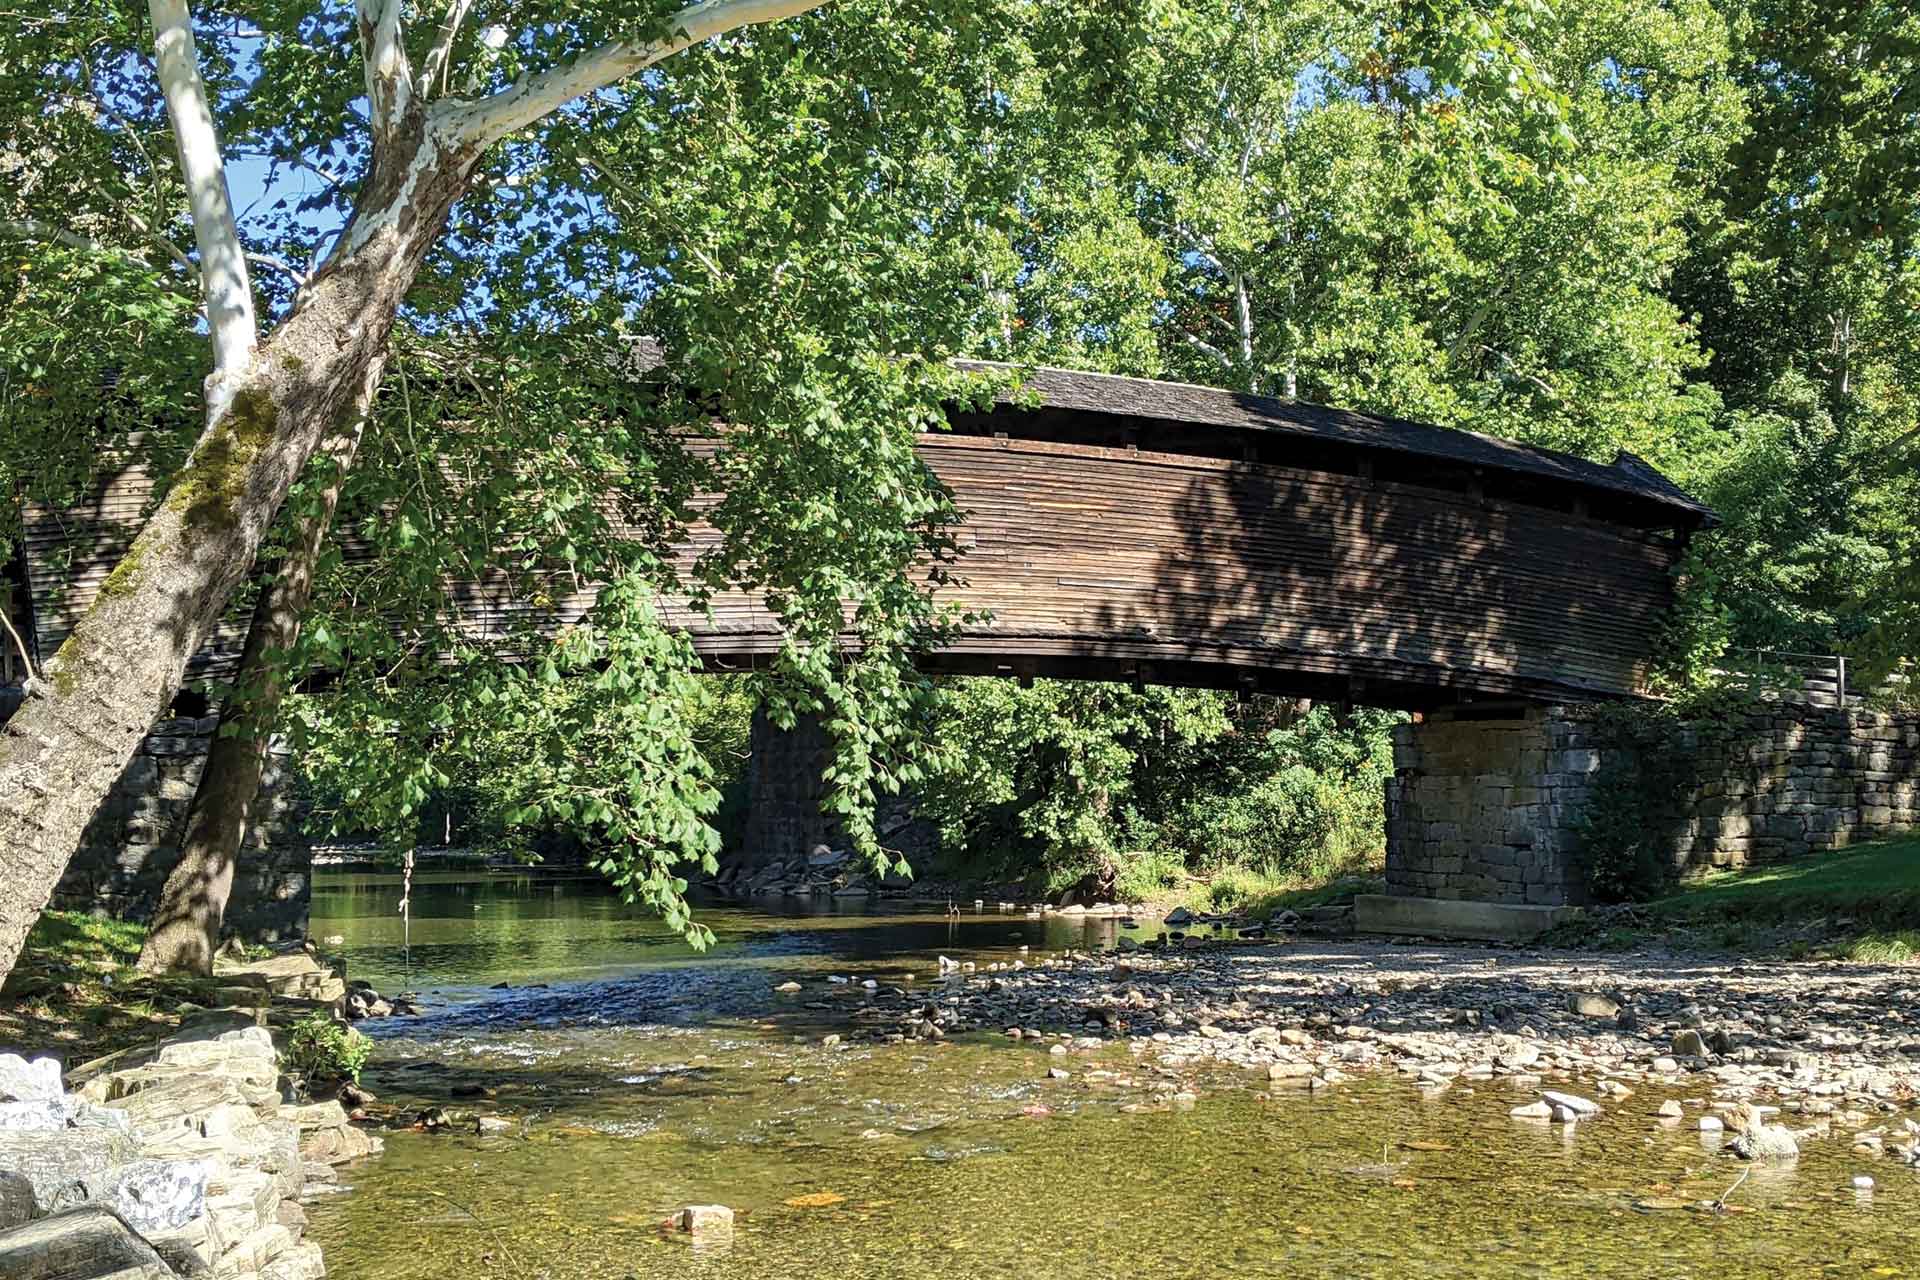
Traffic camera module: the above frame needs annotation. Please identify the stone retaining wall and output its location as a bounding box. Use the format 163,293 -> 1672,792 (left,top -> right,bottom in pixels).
1386,701 -> 1920,906
52,717 -> 311,942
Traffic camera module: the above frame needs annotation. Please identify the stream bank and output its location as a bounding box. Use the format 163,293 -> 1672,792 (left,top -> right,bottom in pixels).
0,951 -> 384,1279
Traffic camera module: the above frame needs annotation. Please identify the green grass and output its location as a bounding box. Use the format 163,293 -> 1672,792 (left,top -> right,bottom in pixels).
0,911 -> 192,1063
1646,837 -> 1920,930
1178,866 -> 1382,919
1550,837 -> 1920,962
1825,930 -> 1920,964
21,910 -> 147,968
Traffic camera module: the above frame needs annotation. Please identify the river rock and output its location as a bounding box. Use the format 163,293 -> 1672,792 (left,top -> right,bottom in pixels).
1567,993 -> 1620,1020
1541,1091 -> 1600,1117
1163,907 -> 1193,927
1731,1108 -> 1800,1160
1510,1101 -> 1552,1120
299,1121 -> 381,1167
676,1204 -> 734,1235
103,1159 -> 210,1233
1698,1115 -> 1724,1133
1672,1030 -> 1707,1057
0,1204 -> 179,1280
0,1056 -> 63,1105
1658,1100 -> 1685,1119
475,1116 -> 513,1137
0,1127 -> 134,1216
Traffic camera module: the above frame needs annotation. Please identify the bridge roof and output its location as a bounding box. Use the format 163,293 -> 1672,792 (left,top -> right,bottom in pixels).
951,361 -> 1717,530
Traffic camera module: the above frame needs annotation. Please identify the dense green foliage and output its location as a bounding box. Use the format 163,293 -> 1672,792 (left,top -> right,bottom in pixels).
911,683 -> 1397,900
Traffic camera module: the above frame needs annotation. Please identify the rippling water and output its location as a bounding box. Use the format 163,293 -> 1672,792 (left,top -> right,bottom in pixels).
306,871 -> 1917,1279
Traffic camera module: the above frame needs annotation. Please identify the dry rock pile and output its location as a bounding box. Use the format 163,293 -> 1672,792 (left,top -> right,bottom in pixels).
0,1010 -> 382,1278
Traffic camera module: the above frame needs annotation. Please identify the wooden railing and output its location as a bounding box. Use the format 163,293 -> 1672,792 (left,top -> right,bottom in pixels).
1722,649 -> 1914,708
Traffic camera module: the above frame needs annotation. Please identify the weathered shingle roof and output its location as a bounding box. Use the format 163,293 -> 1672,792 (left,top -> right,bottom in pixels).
951,361 -> 1718,527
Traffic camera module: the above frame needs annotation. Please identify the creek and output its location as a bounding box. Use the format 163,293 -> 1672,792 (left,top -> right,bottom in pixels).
305,870 -> 1916,1279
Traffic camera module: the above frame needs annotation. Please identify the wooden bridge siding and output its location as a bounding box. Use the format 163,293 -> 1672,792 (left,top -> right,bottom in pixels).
19,445 -> 253,678
22,434 -> 1680,703
535,435 -> 1675,698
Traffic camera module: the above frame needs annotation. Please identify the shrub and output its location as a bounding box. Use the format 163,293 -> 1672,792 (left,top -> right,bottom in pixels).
282,1013 -> 372,1087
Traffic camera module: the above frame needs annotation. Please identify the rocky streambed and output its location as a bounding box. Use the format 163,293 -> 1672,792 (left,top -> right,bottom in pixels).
298,875 -> 1920,1279
781,932 -> 1920,1169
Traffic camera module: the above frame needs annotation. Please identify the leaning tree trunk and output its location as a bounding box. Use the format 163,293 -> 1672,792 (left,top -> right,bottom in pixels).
0,127 -> 476,984
135,373 -> 377,976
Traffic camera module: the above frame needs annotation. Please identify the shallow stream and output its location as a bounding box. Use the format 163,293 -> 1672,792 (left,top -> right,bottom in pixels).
306,871 -> 1917,1279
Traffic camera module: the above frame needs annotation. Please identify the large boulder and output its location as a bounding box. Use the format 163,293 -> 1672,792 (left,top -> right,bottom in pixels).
0,1057 -> 64,1105
0,1205 -> 178,1280
0,1128 -> 136,1217
100,1161 -> 210,1235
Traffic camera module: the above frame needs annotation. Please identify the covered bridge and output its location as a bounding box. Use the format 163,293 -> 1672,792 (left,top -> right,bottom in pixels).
10,362 -> 1713,712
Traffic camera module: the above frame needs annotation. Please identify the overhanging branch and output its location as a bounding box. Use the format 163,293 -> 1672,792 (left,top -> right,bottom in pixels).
444,0 -> 827,146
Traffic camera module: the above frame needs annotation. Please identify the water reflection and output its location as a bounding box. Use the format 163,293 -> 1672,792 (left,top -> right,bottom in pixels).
314,870 -> 1150,1000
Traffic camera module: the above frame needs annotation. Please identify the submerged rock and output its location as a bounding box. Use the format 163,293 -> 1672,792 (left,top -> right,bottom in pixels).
676,1204 -> 734,1235
1731,1107 -> 1800,1160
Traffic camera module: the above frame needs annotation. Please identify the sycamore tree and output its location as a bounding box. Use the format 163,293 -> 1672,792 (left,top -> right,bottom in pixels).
991,0 -> 1735,472
0,0 -> 1562,981
0,0 -> 1045,979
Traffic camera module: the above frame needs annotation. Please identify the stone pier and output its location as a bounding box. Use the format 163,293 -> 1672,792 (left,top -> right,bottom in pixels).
51,717 -> 311,942
1360,700 -> 1920,940
738,707 -> 840,867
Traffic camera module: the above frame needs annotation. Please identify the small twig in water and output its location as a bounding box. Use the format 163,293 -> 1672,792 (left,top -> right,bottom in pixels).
422,1189 -> 527,1275
1714,1169 -> 1750,1211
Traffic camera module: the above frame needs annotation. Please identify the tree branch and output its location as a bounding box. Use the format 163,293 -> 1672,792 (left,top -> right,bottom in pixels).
445,0 -> 827,146
1,219 -> 155,271
148,0 -> 257,391
245,251 -> 309,288
419,0 -> 476,98
357,0 -> 414,139
1181,330 -> 1232,369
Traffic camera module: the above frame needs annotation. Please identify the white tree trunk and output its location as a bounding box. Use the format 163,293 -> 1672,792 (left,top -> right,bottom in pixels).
149,0 -> 256,409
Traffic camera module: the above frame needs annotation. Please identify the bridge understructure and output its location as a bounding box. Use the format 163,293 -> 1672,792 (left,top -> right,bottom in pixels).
14,364 -> 1716,937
